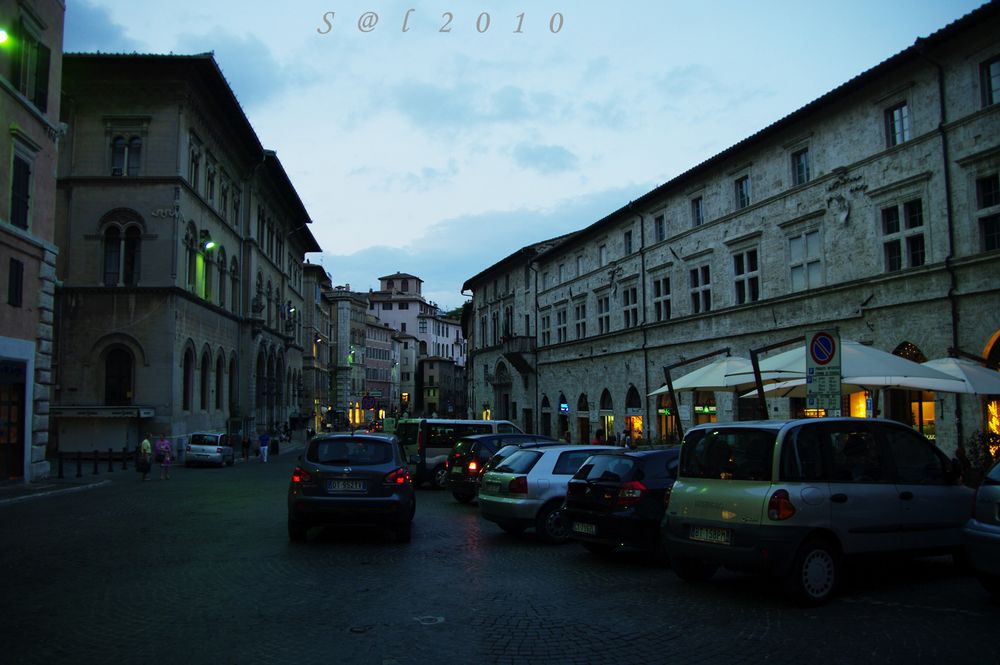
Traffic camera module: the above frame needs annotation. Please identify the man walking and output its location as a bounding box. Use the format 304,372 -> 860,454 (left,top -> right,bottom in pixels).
259,430 -> 270,463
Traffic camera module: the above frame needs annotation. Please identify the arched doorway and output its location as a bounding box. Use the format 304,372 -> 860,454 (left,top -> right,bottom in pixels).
656,391 -> 677,442
624,386 -> 643,442
889,341 -> 935,439
557,392 -> 570,441
575,393 -> 589,443
494,362 -> 512,420
104,347 -> 133,406
599,389 -> 614,441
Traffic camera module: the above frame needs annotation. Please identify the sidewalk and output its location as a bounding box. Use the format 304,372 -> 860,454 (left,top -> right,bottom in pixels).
0,476 -> 111,506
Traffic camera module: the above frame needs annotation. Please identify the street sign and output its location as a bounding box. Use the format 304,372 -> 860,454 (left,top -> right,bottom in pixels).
361,396 -> 376,409
806,329 -> 842,415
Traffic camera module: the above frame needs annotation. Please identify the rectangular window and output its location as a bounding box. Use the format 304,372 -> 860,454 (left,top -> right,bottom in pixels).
691,197 -> 704,226
654,214 -> 665,243
733,249 -> 760,305
734,176 -> 751,209
982,214 -> 1000,251
556,309 -> 568,343
624,229 -> 633,254
689,265 -> 711,314
597,295 -> 611,334
792,148 -> 810,186
382,302 -> 393,310
541,314 -> 551,346
599,244 -> 608,267
10,18 -> 51,112
885,102 -> 910,147
977,174 -> 1000,209
398,302 -> 409,309
541,271 -> 549,290
789,230 -> 822,291
576,255 -> 584,276
8,258 -> 24,307
558,264 -> 564,284
981,56 -> 1000,107
10,153 -> 32,230
881,199 -> 925,271
622,285 -> 639,328
574,301 -> 587,338
652,276 -> 671,322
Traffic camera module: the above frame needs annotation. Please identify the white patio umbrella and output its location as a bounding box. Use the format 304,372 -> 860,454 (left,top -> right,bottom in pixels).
921,357 -> 1000,395
730,340 -> 967,393
647,355 -> 788,396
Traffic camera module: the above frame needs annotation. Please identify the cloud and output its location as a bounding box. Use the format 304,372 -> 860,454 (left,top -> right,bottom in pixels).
512,143 -> 579,175
64,0 -> 143,52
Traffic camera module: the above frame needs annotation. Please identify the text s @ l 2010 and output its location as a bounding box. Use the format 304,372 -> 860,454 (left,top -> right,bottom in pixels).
316,10 -> 565,35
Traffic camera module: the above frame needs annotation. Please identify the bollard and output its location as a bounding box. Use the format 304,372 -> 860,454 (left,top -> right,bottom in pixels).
58,453 -> 64,480
122,446 -> 128,470
108,448 -> 114,472
92,449 -> 99,475
76,451 -> 82,478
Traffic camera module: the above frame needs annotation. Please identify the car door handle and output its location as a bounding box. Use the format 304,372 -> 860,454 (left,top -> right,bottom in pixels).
899,491 -> 914,501
830,493 -> 848,503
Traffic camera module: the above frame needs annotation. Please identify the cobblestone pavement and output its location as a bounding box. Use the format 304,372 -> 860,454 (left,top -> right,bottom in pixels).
0,451 -> 996,665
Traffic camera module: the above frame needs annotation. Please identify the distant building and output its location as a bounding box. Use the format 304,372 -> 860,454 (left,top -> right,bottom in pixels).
53,53 -> 321,454
329,285 -> 368,426
302,263 -> 333,433
0,0 -> 65,481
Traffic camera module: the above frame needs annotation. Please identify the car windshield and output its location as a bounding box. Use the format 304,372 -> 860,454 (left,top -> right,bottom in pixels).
189,434 -> 221,446
308,439 -> 392,465
574,454 -> 636,482
494,449 -> 542,473
680,427 -> 776,481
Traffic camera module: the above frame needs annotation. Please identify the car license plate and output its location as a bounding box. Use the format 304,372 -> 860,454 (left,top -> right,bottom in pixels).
451,465 -> 463,474
689,525 -> 731,545
327,480 -> 366,492
482,480 -> 500,494
572,522 -> 597,536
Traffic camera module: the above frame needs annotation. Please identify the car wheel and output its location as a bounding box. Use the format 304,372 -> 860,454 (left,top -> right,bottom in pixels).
783,537 -> 841,606
452,491 -> 475,504
288,518 -> 309,542
671,557 -> 719,582
394,521 -> 412,543
977,573 -> 1000,598
535,503 -> 570,544
432,466 -> 448,490
583,542 -> 615,556
497,522 -> 525,536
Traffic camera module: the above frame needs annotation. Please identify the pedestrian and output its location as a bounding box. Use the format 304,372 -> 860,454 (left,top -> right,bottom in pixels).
591,429 -> 606,445
137,432 -> 152,481
241,433 -> 250,462
155,433 -> 173,480
259,430 -> 270,463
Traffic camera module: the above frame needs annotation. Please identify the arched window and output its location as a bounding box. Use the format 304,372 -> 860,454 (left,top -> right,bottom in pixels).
185,224 -> 198,291
230,258 -> 240,314
215,355 -> 224,410
200,350 -> 211,410
217,248 -> 227,308
104,347 -> 133,405
204,252 -> 214,302
103,227 -> 121,286
123,226 -> 141,285
182,349 -> 194,411
228,356 -> 238,412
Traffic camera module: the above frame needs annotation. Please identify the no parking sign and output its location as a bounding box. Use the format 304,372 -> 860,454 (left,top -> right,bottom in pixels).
806,329 -> 842,415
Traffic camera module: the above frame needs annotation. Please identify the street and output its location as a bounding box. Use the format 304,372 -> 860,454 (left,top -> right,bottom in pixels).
0,449 -> 996,665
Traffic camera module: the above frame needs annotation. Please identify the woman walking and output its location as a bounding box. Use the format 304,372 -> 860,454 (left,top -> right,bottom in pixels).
155,433 -> 173,480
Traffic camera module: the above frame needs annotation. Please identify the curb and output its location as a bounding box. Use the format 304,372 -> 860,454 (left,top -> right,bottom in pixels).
0,479 -> 112,506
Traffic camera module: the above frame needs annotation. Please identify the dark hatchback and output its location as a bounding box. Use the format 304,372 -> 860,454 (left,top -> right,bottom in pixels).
564,448 -> 680,555
287,433 -> 416,543
446,433 -> 557,503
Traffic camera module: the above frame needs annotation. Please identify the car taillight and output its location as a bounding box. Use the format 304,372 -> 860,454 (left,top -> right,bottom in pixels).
767,489 -> 796,520
216,448 -> 223,454
384,467 -> 411,485
468,460 -> 478,473
291,467 -> 312,484
616,480 -> 647,507
508,476 -> 528,494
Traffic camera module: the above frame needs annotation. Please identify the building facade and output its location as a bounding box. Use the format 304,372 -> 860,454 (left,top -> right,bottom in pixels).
465,4 -> 1000,453
329,285 -> 368,427
53,54 -> 321,453
0,0 -> 64,481
302,262 -> 333,433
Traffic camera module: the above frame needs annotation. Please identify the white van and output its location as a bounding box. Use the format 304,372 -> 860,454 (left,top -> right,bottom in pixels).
395,418 -> 522,488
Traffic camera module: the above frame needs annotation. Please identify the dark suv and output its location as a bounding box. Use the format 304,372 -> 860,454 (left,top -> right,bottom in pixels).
287,432 -> 416,543
446,433 -> 557,503
564,448 -> 679,556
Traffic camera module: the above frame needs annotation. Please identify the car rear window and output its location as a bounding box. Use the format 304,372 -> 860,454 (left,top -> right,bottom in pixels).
573,454 -> 637,482
680,427 -> 775,481
453,438 -> 479,455
190,434 -> 221,446
308,439 -> 392,465
553,450 -> 597,475
494,449 -> 542,473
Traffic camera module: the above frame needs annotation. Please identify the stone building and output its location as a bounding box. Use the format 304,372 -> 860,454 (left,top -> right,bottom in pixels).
52,53 -> 321,453
302,262 -> 333,433
0,0 -> 64,481
465,4 -> 1000,453
329,285 -> 368,427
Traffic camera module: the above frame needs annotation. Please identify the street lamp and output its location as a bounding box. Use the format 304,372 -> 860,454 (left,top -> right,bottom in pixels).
199,229 -> 216,250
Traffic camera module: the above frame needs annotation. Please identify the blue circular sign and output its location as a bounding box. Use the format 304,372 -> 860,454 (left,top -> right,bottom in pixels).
810,332 -> 836,366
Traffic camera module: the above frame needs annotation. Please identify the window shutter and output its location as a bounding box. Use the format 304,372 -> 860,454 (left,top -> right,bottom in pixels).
11,156 -> 31,229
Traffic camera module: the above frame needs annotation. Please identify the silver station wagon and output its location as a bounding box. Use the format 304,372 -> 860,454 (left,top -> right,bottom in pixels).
662,418 -> 972,605
184,432 -> 235,467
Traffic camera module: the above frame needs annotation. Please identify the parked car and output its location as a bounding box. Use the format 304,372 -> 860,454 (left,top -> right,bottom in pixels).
965,458 -> 1000,598
478,444 -> 616,543
482,440 -> 568,475
395,418 -> 522,489
564,448 -> 679,556
184,432 -> 235,467
661,418 -> 972,605
287,432 -> 416,543
446,433 -> 558,503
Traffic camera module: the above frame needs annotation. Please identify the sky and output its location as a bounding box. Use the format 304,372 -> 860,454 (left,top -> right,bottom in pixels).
63,0 -> 987,311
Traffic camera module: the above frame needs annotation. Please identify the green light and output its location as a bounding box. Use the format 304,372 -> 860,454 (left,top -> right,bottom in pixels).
0,30 -> 8,44
203,240 -> 216,250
